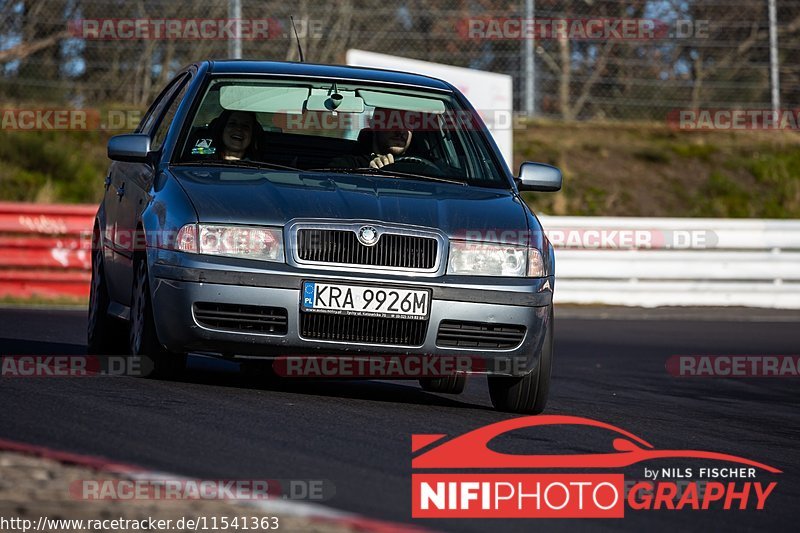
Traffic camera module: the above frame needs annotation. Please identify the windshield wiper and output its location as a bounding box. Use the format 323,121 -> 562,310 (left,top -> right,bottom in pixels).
309,167 -> 467,186
177,160 -> 304,172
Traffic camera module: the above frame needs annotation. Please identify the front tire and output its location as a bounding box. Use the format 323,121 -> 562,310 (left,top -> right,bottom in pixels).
130,257 -> 186,379
488,307 -> 553,414
87,238 -> 128,355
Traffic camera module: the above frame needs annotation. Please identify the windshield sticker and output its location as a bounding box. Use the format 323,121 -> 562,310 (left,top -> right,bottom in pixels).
191,138 -> 216,155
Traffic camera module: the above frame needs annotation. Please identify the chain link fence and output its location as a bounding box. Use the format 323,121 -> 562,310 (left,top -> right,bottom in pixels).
1,0 -> 800,120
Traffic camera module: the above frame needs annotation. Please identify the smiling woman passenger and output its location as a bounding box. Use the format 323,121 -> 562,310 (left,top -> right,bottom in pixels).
215,110 -> 260,161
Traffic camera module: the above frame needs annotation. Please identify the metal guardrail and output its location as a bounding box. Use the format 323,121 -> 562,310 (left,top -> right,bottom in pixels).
0,203 -> 797,308
541,216 -> 800,309
0,202 -> 94,299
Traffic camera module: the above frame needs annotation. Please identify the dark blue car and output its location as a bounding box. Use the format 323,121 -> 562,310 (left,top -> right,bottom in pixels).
89,60 -> 562,413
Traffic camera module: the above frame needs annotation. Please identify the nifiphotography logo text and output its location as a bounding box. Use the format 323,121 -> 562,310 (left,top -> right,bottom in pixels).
411,416 -> 780,518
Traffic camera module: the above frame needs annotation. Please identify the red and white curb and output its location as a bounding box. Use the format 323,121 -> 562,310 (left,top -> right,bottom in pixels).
0,438 -> 428,533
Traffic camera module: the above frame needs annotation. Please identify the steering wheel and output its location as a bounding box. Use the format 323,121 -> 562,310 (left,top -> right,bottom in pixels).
384,156 -> 443,175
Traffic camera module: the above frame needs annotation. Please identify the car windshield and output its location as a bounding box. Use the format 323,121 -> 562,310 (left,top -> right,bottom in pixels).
176,77 -> 507,187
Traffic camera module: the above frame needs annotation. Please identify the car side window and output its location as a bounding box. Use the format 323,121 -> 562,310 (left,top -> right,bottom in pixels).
136,73 -> 189,137
150,80 -> 190,152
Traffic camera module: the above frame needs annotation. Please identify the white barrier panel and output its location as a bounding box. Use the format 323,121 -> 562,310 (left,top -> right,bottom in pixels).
538,216 -> 800,309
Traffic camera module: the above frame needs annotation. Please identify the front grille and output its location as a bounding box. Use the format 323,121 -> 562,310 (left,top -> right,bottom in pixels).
436,320 -> 526,349
300,312 -> 427,346
297,229 -> 437,270
194,302 -> 288,335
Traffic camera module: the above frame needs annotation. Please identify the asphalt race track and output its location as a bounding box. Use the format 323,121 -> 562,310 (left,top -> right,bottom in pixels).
0,307 -> 798,532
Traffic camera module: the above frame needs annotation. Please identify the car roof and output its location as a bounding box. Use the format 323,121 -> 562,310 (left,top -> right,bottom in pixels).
204,60 -> 453,91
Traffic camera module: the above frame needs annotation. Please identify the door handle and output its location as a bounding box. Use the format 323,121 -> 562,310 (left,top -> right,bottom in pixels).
104,175 -> 112,191
116,183 -> 125,199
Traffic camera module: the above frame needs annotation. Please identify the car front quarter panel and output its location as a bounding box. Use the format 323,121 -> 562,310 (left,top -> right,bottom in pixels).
141,169 -> 198,257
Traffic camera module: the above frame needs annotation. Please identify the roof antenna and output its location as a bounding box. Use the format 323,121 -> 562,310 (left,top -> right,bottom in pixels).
290,16 -> 305,62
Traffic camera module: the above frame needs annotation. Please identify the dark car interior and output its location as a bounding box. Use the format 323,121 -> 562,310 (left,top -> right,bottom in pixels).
182,118 -> 462,174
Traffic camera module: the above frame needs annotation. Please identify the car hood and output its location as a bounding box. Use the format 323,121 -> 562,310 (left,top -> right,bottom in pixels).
170,167 -> 532,241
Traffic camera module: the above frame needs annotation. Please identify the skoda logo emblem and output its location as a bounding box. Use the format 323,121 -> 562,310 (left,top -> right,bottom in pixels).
357,226 -> 379,246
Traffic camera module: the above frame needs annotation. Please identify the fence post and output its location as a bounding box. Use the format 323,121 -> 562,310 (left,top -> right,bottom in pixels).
768,0 -> 780,115
524,0 -> 536,116
228,0 -> 242,59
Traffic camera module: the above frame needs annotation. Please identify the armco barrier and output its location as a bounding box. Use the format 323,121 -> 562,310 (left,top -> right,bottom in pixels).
0,203 -> 797,308
0,202 -> 95,299
540,216 -> 800,309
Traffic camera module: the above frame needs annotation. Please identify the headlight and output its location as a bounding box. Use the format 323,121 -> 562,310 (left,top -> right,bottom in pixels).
447,241 -> 545,277
174,224 -> 284,263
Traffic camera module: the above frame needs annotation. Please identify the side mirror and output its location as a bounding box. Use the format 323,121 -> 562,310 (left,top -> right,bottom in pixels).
108,134 -> 151,163
517,162 -> 563,192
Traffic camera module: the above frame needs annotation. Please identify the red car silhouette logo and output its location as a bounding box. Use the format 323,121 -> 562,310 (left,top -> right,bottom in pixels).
412,415 -> 781,473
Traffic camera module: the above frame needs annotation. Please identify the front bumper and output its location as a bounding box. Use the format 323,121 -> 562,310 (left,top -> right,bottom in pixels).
149,249 -> 553,377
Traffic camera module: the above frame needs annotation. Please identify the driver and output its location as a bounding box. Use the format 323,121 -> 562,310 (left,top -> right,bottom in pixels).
330,107 -> 412,169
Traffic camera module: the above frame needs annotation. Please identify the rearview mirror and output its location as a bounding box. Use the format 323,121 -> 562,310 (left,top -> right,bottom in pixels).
517,162 -> 563,192
108,134 -> 151,163
306,89 -> 365,113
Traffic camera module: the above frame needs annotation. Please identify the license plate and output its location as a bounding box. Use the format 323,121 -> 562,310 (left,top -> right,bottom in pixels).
302,282 -> 430,320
